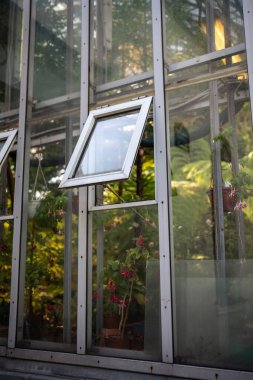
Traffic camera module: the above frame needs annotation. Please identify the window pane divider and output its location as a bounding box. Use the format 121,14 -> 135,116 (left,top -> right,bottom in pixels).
88,199 -> 157,212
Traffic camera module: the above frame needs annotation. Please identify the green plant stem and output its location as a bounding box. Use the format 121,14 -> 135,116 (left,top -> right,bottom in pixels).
121,279 -> 134,338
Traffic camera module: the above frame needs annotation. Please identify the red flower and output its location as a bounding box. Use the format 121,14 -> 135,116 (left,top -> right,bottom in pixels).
119,299 -> 127,308
0,243 -> 7,251
110,295 -> 119,304
92,291 -> 100,300
106,281 -> 116,291
137,235 -> 143,248
121,269 -> 134,279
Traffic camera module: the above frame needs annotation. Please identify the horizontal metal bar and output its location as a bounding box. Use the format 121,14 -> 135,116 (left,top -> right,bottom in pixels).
168,43 -> 246,73
0,108 -> 19,120
95,71 -> 154,94
0,215 -> 14,221
34,91 -> 80,110
3,348 -> 253,380
88,199 -> 157,212
166,61 -> 247,91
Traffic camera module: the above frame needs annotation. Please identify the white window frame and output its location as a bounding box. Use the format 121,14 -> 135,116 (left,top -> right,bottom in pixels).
59,96 -> 153,188
0,129 -> 18,171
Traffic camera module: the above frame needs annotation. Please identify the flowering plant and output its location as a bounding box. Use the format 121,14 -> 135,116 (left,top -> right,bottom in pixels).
100,235 -> 149,337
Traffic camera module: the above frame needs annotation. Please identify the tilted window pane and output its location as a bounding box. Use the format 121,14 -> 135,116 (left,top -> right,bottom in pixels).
60,97 -> 152,188
75,111 -> 139,177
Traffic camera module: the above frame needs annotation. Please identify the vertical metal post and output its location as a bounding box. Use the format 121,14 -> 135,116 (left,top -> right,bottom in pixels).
206,0 -> 226,261
8,0 -> 31,348
152,0 -> 173,363
63,0 -> 74,345
77,0 -> 90,355
243,0 -> 253,128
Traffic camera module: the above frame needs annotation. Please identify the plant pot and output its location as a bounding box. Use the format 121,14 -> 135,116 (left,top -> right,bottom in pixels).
104,335 -> 130,349
207,187 -> 237,212
103,313 -> 120,329
28,200 -> 41,218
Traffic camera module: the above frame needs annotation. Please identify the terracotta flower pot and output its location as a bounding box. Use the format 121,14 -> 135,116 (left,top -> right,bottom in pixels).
207,187 -> 237,212
104,335 -> 130,349
103,313 -> 120,329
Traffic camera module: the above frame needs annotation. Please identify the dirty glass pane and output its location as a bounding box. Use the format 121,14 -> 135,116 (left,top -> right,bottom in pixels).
89,205 -> 161,360
168,66 -> 253,370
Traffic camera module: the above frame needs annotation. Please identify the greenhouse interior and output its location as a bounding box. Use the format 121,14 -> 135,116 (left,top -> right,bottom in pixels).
1,0 -> 253,379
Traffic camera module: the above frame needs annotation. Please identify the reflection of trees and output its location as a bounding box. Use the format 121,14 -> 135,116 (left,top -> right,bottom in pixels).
33,0 -> 81,101
171,101 -> 253,260
93,0 -> 153,84
164,0 -> 244,64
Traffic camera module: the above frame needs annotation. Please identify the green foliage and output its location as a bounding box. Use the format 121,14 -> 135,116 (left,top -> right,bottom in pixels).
34,191 -> 68,231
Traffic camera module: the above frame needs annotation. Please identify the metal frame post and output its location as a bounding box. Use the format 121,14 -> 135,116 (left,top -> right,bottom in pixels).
243,0 -> 253,128
8,0 -> 31,348
77,0 -> 90,355
152,0 -> 173,363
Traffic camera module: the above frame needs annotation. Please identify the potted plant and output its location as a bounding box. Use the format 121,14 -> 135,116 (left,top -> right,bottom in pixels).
207,182 -> 238,212
207,171 -> 253,212
99,235 -> 149,348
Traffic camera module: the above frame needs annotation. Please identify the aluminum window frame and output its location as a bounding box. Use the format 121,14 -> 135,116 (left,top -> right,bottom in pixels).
0,129 -> 17,171
59,96 -> 152,188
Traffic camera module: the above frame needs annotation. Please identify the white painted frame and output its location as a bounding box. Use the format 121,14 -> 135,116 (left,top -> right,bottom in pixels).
0,129 -> 17,171
59,96 -> 152,188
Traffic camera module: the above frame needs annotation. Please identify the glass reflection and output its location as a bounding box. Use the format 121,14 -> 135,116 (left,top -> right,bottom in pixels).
75,111 -> 139,178
90,0 -> 152,86
164,0 -> 245,65
0,0 -> 23,113
18,119 -> 78,351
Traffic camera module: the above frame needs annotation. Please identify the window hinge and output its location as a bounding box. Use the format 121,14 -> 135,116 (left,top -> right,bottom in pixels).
131,95 -> 146,101
95,104 -> 110,110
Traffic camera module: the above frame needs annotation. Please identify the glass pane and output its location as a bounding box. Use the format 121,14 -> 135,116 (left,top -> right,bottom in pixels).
164,0 -> 245,65
0,0 -> 23,114
89,205 -> 161,359
75,111 -> 139,178
17,118 -> 79,351
166,52 -> 246,89
0,154 -> 16,216
0,220 -> 13,343
0,140 -> 5,151
90,0 -> 153,87
169,67 -> 253,370
95,112 -> 155,205
33,0 -> 81,102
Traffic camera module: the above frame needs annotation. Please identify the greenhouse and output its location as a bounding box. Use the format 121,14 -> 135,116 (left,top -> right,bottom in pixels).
1,0 -> 253,379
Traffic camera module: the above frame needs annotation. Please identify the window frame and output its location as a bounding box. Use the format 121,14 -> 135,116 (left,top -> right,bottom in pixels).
0,129 -> 18,171
59,96 -> 153,188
